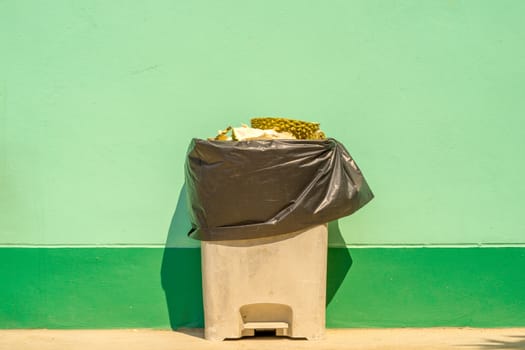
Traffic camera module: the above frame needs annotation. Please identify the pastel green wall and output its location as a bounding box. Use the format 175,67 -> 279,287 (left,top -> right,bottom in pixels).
2,1 -> 525,247
2,1 -> 525,330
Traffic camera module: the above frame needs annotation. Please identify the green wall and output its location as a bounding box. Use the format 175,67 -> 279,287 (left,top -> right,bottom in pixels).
2,247 -> 524,329
1,1 -> 525,328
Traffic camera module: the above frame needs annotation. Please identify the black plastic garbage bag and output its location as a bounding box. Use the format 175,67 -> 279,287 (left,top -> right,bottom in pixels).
185,138 -> 373,241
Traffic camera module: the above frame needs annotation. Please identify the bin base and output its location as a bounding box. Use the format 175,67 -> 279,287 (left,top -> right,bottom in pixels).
201,224 -> 328,341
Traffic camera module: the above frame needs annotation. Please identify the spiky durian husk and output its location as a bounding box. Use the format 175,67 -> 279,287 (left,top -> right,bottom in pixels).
250,117 -> 324,140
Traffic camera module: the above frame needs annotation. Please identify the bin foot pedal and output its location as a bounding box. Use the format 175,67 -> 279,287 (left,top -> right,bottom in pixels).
242,322 -> 289,337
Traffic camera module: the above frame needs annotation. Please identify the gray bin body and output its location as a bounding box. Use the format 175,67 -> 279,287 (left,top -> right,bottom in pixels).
201,224 -> 328,340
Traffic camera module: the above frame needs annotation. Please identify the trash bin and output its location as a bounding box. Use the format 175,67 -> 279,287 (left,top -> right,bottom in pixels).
185,138 -> 373,340
201,224 -> 328,340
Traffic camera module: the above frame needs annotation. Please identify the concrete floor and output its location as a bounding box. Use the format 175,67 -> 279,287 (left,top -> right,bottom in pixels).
1,328 -> 524,350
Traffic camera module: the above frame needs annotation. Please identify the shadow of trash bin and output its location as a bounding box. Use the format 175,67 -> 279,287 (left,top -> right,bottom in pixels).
161,185 -> 203,330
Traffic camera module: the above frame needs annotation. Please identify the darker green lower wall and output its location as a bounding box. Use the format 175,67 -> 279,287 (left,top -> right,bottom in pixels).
1,247 -> 524,328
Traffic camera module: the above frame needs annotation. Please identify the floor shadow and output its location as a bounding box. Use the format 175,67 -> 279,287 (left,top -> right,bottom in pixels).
326,220 -> 353,306
174,328 -> 205,340
464,336 -> 525,350
160,185 -> 204,330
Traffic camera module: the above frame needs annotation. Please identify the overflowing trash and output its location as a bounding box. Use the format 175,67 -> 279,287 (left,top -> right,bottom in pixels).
211,117 -> 326,141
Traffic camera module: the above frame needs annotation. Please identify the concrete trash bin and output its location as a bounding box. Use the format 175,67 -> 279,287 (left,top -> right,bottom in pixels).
201,224 -> 328,341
